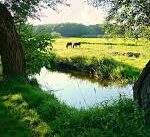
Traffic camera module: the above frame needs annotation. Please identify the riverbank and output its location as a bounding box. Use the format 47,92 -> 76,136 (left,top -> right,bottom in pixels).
47,37 -> 150,84
25,38 -> 144,84
0,78 -> 150,137
53,56 -> 140,84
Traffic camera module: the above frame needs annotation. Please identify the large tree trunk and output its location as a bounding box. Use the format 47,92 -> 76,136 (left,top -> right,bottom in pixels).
0,3 -> 25,77
133,61 -> 150,124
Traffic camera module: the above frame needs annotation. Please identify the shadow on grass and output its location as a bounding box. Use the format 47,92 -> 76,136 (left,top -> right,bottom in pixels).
0,98 -> 33,137
0,81 -> 53,136
81,42 -> 143,46
0,79 -> 70,136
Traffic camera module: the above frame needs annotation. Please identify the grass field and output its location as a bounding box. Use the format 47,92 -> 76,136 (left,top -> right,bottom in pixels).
52,38 -> 150,69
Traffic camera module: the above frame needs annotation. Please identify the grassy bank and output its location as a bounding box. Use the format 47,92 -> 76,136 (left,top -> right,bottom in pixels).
54,56 -> 140,84
0,78 -> 150,137
45,37 -> 150,83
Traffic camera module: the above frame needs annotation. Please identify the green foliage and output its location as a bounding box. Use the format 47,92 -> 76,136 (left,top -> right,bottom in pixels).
139,26 -> 150,41
0,61 -> 2,78
17,24 -> 53,51
51,31 -> 62,38
56,99 -> 147,137
34,23 -> 104,37
17,24 -> 55,74
2,0 -> 67,23
25,50 -> 56,74
55,56 -> 140,83
81,35 -> 99,38
103,23 -> 143,39
0,78 -> 150,137
90,0 -> 150,40
104,23 -> 125,38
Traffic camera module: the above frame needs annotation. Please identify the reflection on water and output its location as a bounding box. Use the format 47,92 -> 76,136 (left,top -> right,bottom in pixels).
31,67 -> 133,109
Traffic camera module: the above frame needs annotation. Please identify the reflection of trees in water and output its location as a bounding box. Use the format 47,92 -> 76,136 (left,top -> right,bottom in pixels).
57,70 -> 129,88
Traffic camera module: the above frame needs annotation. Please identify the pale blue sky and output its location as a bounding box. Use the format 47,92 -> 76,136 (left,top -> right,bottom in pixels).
28,0 -> 107,25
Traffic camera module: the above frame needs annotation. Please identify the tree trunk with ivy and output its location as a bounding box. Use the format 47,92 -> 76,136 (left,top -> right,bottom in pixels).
0,3 -> 25,77
133,61 -> 150,125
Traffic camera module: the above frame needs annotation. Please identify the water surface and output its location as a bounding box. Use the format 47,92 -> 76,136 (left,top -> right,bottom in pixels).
32,67 -> 133,109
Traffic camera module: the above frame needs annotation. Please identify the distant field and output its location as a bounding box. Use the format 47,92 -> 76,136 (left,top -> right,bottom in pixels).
52,38 -> 150,69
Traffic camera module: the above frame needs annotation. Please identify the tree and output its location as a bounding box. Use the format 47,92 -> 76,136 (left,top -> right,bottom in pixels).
0,3 -> 25,76
88,0 -> 150,125
18,24 -> 55,74
34,23 -> 104,37
88,0 -> 150,37
104,23 -> 125,38
51,31 -> 62,38
0,0 -> 67,77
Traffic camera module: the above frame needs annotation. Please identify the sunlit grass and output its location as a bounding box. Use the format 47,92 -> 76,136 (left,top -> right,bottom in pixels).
1,94 -> 51,136
52,38 -> 150,69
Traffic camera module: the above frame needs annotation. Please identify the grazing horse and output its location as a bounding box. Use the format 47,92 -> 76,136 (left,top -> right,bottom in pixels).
66,42 -> 73,48
73,42 -> 81,48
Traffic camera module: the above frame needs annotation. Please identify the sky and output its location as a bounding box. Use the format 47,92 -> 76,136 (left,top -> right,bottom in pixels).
28,0 -> 107,25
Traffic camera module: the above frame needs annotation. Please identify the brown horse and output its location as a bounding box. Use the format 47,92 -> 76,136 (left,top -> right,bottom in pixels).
73,42 -> 81,48
66,42 -> 73,48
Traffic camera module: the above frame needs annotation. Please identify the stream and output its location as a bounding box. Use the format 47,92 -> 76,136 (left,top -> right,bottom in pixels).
31,67 -> 133,109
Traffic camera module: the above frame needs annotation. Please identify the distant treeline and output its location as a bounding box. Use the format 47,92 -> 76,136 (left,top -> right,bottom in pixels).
33,23 -> 105,38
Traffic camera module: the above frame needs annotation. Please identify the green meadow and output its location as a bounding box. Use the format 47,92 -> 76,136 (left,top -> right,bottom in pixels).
46,38 -> 150,83
52,38 -> 150,69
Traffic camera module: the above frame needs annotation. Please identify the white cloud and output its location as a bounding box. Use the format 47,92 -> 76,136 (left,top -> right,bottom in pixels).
28,0 -> 107,25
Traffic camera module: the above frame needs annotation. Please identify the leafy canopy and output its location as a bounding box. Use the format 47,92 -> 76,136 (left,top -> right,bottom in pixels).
17,24 -> 55,74
89,0 -> 150,38
0,0 -> 68,22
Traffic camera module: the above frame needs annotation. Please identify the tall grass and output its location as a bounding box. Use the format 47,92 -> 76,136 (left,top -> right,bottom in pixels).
54,56 -> 140,83
0,78 -> 150,137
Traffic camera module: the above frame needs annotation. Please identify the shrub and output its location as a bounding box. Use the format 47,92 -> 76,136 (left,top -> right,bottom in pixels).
17,24 -> 55,74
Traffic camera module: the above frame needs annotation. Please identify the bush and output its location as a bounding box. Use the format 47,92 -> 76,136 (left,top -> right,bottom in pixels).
17,24 -> 55,74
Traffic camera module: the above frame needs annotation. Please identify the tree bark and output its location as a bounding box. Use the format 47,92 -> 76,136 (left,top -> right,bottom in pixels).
133,61 -> 150,124
0,3 -> 25,77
